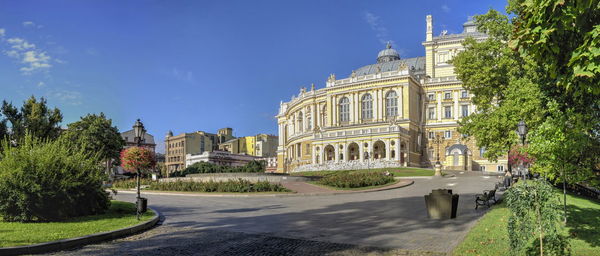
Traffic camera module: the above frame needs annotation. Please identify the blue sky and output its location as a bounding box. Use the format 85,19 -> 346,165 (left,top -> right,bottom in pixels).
0,0 -> 506,153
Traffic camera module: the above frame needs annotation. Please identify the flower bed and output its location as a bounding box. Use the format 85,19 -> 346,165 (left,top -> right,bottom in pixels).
317,172 -> 395,189
113,179 -> 290,193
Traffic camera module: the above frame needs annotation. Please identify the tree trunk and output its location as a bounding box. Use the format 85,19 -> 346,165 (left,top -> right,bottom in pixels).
563,166 -> 567,224
136,171 -> 141,199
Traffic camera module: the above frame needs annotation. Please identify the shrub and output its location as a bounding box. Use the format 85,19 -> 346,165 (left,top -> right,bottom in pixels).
317,172 -> 395,188
0,135 -> 110,222
147,179 -> 289,193
170,160 -> 266,177
111,179 -> 153,189
505,179 -> 571,255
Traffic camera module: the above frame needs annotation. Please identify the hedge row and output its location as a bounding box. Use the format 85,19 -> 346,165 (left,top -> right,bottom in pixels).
169,160 -> 265,177
113,179 -> 290,193
317,172 -> 395,188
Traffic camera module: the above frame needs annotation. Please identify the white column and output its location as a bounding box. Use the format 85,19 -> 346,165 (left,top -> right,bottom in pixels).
385,139 -> 391,160
437,92 -> 442,121
373,90 -> 379,121
312,104 -> 317,129
359,142 -> 364,162
454,91 -> 459,121
343,143 -> 349,162
334,144 -> 340,162
395,139 -> 401,161
399,87 -> 404,119
332,95 -> 337,126
312,145 -> 317,164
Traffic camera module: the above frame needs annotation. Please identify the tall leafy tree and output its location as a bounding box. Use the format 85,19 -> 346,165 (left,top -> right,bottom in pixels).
451,9 -> 546,161
61,113 -> 125,175
1,96 -> 63,143
453,6 -> 600,224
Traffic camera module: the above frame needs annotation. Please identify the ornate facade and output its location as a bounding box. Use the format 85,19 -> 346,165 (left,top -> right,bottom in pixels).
276,15 -> 508,173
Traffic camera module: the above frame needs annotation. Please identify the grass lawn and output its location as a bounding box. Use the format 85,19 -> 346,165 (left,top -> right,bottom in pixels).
291,167 -> 434,177
308,179 -> 402,191
0,200 -> 155,248
453,191 -> 600,256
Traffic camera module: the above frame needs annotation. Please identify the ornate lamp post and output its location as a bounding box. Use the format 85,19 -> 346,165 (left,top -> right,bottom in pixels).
132,119 -> 146,220
433,133 -> 445,176
517,120 -> 528,146
516,120 -> 528,179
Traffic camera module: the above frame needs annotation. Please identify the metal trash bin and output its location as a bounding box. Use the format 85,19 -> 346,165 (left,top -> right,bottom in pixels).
424,189 -> 459,219
136,197 -> 148,213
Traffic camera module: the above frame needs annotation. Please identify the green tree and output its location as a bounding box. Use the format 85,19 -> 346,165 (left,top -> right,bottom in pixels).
506,180 -> 570,256
0,96 -> 63,143
506,0 -> 600,220
451,9 -> 546,161
452,7 -> 600,223
61,113 -> 125,176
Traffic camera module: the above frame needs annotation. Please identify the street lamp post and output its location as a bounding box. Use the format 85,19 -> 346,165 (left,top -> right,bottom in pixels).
433,133 -> 445,176
516,120 -> 528,179
132,119 -> 146,220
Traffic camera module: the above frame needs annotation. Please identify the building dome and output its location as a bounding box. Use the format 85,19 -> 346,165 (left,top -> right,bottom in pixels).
377,42 -> 400,63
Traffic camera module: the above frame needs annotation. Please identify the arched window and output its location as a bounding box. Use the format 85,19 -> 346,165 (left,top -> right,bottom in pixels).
385,91 -> 398,117
339,97 -> 350,123
361,93 -> 373,120
297,111 -> 303,132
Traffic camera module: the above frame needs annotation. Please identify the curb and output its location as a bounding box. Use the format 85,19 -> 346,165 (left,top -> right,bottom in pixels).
0,207 -> 160,256
115,180 -> 415,198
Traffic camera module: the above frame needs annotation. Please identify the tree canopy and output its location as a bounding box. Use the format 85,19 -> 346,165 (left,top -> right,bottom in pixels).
61,113 -> 125,162
0,96 -> 63,143
452,6 -> 599,185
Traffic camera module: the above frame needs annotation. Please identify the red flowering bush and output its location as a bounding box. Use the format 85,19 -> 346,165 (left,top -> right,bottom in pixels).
120,147 -> 156,173
508,147 -> 535,167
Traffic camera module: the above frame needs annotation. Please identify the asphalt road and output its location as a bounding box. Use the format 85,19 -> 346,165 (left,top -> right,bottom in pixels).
46,172 -> 500,256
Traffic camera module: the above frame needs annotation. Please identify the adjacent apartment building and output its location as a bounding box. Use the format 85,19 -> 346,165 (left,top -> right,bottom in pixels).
164,128 -> 234,173
219,134 -> 278,157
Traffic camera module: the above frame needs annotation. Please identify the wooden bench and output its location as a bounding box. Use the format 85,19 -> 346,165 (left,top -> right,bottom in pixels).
475,189 -> 497,209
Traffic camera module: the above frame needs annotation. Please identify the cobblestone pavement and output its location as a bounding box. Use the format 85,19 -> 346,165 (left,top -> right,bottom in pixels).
44,174 -> 500,255
47,226 -> 444,256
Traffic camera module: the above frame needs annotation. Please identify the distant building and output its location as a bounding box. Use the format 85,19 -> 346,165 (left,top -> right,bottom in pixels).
185,150 -> 260,168
219,134 -> 278,157
165,128 -> 235,174
121,129 -> 156,152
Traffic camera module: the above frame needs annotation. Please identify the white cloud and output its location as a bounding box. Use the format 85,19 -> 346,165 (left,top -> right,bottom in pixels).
19,50 -> 52,74
51,89 -> 82,105
172,68 -> 194,83
22,21 -> 42,29
37,81 -> 45,87
3,36 -> 53,74
364,11 -> 395,46
7,38 -> 36,50
441,4 -> 451,13
0,28 -> 5,37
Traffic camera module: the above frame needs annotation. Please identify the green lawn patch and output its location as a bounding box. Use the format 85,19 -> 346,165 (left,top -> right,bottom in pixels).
453,191 -> 600,256
0,200 -> 155,248
292,167 -> 434,177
